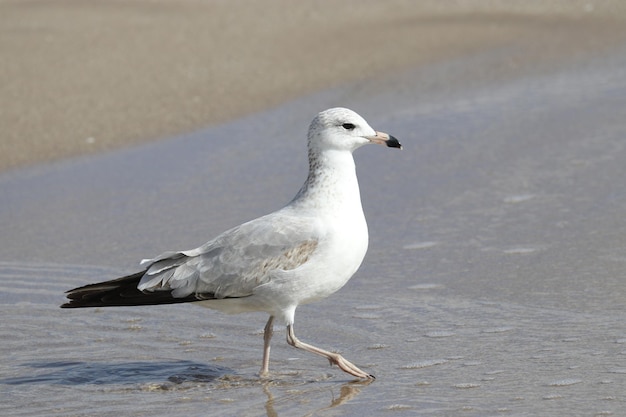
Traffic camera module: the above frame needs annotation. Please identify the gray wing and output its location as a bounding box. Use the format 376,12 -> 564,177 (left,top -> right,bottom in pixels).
137,211 -> 323,299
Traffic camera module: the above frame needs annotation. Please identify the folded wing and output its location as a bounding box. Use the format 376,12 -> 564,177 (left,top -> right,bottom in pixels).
137,211 -> 322,299
62,211 -> 322,308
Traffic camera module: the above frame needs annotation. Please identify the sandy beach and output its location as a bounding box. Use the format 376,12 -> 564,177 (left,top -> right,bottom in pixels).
2,0 -> 626,172
2,2 -> 626,416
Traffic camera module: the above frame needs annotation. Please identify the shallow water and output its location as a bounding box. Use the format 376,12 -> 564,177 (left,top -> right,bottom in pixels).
1,45 -> 625,415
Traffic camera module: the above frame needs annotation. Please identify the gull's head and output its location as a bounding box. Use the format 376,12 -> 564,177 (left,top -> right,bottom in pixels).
307,107 -> 402,153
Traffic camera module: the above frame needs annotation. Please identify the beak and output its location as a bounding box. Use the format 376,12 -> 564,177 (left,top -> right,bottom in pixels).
367,131 -> 402,149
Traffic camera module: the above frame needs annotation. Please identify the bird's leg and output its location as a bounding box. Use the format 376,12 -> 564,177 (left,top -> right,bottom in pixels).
260,315 -> 274,377
286,324 -> 374,380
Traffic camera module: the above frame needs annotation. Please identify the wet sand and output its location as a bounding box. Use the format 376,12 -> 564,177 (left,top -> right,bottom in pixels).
2,0 -> 626,172
2,2 -> 626,416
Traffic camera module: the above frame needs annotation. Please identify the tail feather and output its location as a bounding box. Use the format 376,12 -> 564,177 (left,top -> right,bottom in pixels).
61,270 -> 202,308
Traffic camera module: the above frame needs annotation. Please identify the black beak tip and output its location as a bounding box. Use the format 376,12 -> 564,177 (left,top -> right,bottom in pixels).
386,135 -> 402,149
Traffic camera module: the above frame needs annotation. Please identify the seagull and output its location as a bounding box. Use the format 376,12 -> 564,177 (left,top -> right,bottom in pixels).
62,107 -> 401,379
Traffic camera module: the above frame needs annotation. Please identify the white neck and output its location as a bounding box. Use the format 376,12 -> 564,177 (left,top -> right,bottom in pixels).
290,148 -> 363,216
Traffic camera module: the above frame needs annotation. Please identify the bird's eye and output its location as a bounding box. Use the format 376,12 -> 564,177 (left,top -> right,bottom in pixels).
342,123 -> 356,130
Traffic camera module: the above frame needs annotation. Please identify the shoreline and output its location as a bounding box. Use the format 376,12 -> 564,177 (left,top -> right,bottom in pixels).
2,0 -> 626,173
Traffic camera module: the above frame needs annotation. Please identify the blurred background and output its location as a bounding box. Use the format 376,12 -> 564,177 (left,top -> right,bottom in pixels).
2,0 -> 625,172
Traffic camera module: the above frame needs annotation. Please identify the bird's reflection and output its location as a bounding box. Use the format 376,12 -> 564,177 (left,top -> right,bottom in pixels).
263,378 -> 373,417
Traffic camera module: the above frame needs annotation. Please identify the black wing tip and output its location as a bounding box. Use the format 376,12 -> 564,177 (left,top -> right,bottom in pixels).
59,269 -> 212,308
60,270 -> 147,309
60,301 -> 82,308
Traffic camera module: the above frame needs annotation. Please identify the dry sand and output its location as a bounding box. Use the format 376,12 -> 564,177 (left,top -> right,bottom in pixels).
2,0 -> 626,172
